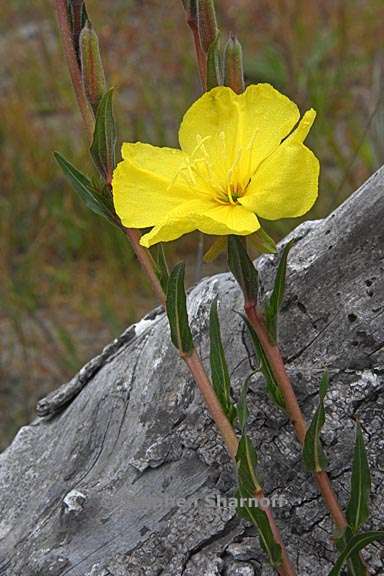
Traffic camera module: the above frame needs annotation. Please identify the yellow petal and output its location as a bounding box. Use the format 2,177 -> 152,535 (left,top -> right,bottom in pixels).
140,200 -> 205,247
140,199 -> 260,247
198,204 -> 260,236
238,84 -> 301,172
178,84 -> 300,186
239,110 -> 319,220
179,87 -> 238,156
285,108 -> 317,144
112,142 -> 201,228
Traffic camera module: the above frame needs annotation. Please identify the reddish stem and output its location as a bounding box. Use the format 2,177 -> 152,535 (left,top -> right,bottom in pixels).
186,14 -> 207,90
124,229 -> 165,307
125,232 -> 296,576
185,351 -> 296,576
55,0 -> 94,141
245,304 -> 347,530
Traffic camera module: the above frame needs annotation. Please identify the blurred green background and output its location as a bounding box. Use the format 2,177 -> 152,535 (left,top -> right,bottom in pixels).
1,0 -> 383,449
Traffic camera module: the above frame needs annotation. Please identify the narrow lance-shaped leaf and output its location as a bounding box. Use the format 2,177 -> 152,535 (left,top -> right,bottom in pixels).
235,378 -> 262,500
328,531 -> 384,576
236,485 -> 282,568
206,32 -> 222,90
265,239 -> 296,342
227,236 -> 259,305
236,434 -> 262,495
234,368 -> 282,569
303,371 -> 329,472
235,435 -> 282,567
243,316 -> 285,409
335,526 -> 367,576
90,88 -> 117,184
346,424 -> 372,533
166,263 -> 194,355
209,298 -> 236,423
237,373 -> 252,434
151,244 -> 169,294
54,152 -> 121,229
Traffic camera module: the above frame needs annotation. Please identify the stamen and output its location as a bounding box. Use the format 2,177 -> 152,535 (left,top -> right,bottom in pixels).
227,187 -> 236,205
226,148 -> 243,190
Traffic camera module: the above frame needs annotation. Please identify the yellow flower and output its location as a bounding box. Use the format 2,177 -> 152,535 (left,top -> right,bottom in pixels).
112,84 -> 320,248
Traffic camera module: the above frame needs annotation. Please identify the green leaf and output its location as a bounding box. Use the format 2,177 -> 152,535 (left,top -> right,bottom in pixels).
346,424 -> 372,533
90,88 -> 117,184
206,32 -> 222,90
243,317 -> 285,409
227,236 -> 259,305
151,244 -> 169,294
166,263 -> 194,355
335,527 -> 367,576
235,431 -> 281,569
236,434 -> 261,494
265,239 -> 296,342
303,371 -> 329,472
237,373 -> 252,434
209,298 -> 236,423
54,152 -> 120,228
236,485 -> 282,568
328,531 -> 384,576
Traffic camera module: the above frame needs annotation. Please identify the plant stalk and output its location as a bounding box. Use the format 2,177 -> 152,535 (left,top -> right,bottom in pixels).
186,12 -> 207,90
55,0 -> 94,141
244,303 -> 347,530
180,354 -> 295,576
125,234 -> 296,576
57,4 -> 295,569
124,229 -> 165,307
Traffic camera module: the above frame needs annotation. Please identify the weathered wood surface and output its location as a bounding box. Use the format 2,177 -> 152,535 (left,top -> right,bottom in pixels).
0,167 -> 383,576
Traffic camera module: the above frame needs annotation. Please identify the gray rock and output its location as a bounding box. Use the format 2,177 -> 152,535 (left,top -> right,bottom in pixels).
0,167 -> 384,575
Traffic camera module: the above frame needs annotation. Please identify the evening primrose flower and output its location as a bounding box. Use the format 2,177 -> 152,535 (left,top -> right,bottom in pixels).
112,84 -> 319,248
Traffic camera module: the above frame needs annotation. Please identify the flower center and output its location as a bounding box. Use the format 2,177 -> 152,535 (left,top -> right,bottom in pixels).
218,182 -> 247,205
168,131 -> 256,204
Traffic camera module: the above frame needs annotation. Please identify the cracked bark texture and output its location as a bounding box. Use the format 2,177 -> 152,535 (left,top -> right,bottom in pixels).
1,167 -> 384,576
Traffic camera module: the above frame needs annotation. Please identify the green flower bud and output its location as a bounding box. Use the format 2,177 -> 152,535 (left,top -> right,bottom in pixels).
198,0 -> 219,53
79,20 -> 106,114
67,0 -> 88,62
224,34 -> 245,94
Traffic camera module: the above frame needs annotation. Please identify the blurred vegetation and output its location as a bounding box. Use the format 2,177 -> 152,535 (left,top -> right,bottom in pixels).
0,0 -> 383,449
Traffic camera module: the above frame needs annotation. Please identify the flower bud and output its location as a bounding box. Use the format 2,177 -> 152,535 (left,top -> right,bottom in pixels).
67,0 -> 88,62
198,0 -> 219,53
224,34 -> 245,94
79,20 -> 106,114
206,33 -> 222,90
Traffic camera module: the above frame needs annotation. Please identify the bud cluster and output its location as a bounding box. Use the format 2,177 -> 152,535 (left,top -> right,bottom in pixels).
181,0 -> 245,94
